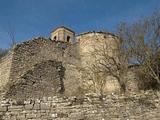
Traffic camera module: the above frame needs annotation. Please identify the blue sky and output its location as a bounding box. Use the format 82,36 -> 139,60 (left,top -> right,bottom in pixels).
0,0 -> 160,48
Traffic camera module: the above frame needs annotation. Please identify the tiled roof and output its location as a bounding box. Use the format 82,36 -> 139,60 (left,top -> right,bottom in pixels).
51,26 -> 75,33
76,31 -> 118,37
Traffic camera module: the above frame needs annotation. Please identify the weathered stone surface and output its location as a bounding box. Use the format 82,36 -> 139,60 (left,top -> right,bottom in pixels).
0,31 -> 139,99
0,52 -> 13,89
40,103 -> 50,110
25,104 -> 33,110
0,91 -> 159,120
0,37 -> 81,99
0,27 -> 158,120
0,106 -> 7,112
6,60 -> 65,99
33,103 -> 40,110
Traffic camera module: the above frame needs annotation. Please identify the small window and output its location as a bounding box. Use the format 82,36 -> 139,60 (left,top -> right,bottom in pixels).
67,36 -> 70,42
104,35 -> 106,38
54,36 -> 57,40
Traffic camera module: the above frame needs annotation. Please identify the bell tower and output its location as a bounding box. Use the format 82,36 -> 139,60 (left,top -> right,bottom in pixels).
51,26 -> 75,44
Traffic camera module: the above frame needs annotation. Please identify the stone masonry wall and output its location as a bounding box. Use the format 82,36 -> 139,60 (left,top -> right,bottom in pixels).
3,37 -> 81,98
5,60 -> 65,100
0,51 -> 13,90
9,37 -> 65,84
76,32 -> 122,93
0,91 -> 159,120
0,33 -> 140,99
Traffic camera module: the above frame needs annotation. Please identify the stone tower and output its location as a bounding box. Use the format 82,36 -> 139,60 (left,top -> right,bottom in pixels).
51,26 -> 75,44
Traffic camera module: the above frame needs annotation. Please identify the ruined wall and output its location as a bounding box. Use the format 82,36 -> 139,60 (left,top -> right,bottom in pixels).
0,32 -> 139,99
9,37 -> 64,83
0,91 -> 159,120
6,60 -> 65,100
3,37 -> 81,98
0,51 -> 13,90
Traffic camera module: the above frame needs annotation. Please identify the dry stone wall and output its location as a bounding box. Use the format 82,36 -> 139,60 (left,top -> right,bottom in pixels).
0,91 -> 159,120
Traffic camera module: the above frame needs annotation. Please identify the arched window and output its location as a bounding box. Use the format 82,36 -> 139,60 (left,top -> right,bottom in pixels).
67,36 -> 70,42
54,36 -> 57,41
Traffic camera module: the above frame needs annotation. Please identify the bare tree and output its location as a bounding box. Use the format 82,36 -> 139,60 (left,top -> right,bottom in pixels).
80,33 -> 130,94
4,23 -> 16,47
94,36 -> 130,93
80,61 -> 107,96
117,11 -> 160,89
0,23 -> 15,59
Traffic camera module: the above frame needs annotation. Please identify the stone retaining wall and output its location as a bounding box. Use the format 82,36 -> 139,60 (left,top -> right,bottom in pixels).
0,91 -> 159,120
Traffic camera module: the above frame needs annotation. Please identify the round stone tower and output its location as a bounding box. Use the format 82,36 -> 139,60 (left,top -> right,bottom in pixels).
76,31 -> 120,67
51,26 -> 75,44
76,32 -> 122,93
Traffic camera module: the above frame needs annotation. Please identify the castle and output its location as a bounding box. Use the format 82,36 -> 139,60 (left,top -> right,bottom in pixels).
0,26 -> 138,99
0,27 -> 160,120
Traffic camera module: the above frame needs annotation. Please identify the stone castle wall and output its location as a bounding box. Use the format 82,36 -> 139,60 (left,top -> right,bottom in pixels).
3,37 -> 81,99
0,91 -> 159,120
76,32 -> 123,93
0,32 -> 138,99
0,29 -> 158,119
0,51 -> 13,90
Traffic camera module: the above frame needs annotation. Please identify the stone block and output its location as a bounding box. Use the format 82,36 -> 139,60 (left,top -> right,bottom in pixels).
16,115 -> 26,119
25,104 -> 33,110
26,113 -> 37,119
9,105 -> 24,109
33,103 -> 40,110
51,113 -> 57,118
40,103 -> 50,110
0,106 -> 7,112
